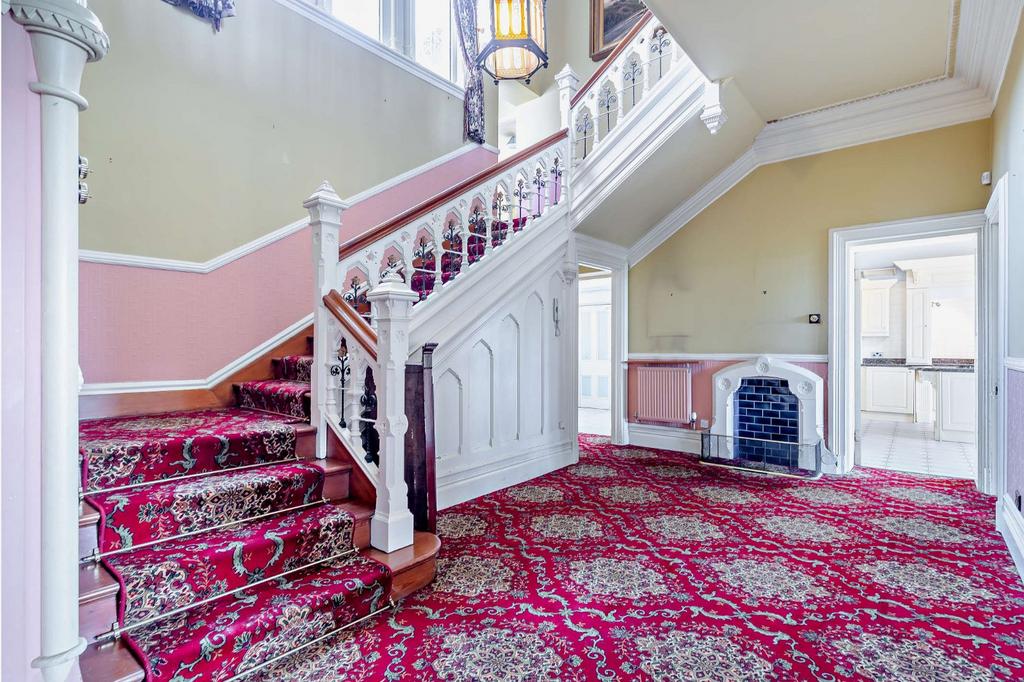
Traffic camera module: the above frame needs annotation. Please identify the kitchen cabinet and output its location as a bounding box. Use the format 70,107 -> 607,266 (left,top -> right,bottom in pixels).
862,366 -> 915,414
905,288 -> 932,365
860,279 -> 895,337
936,372 -> 977,443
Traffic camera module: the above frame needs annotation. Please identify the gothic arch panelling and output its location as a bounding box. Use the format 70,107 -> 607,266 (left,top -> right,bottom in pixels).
469,339 -> 495,451
498,314 -> 521,443
523,292 -> 545,437
435,369 -> 464,460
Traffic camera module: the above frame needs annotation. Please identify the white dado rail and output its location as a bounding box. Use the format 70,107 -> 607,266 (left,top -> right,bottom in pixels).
306,132 -> 569,551
566,10 -> 723,167
711,356 -> 827,471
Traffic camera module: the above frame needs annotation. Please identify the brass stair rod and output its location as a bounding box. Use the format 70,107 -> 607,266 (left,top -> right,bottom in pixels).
224,599 -> 398,682
80,456 -> 302,500
80,497 -> 329,564
94,547 -> 360,643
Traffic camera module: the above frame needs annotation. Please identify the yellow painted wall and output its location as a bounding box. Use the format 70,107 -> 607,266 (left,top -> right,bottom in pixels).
993,13 -> 1024,357
80,0 -> 496,261
629,120 -> 993,354
528,0 -> 603,96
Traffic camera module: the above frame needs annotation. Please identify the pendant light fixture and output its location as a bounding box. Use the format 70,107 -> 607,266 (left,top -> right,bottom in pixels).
476,0 -> 549,84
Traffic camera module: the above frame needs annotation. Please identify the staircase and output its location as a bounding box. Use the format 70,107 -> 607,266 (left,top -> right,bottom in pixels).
72,28 -> 667,674
77,335 -> 438,681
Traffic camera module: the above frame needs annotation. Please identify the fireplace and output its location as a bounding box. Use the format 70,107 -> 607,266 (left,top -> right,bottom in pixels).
710,356 -> 826,472
733,377 -> 801,466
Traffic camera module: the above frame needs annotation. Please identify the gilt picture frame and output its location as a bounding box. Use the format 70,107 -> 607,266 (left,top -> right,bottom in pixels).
590,0 -> 647,61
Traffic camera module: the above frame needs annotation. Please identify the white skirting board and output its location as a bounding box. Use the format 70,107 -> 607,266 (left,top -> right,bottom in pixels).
627,423 -> 702,454
436,440 -> 577,510
997,494 -> 1024,585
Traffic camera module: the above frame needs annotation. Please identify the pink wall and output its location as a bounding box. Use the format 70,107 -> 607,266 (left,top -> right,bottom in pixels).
2,14 -> 44,680
1007,368 -> 1024,504
80,146 -> 496,384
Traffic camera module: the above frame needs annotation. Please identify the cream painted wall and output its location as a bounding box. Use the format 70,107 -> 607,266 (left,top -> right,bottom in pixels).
629,120 -> 993,354
80,0 -> 496,261
528,0 -> 602,96
992,13 -> 1024,358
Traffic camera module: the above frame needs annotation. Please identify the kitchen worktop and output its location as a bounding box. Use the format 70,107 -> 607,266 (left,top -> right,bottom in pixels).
861,358 -> 975,373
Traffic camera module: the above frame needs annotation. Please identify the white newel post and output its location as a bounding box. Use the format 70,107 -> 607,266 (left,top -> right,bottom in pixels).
366,272 -> 417,552
10,1 -> 108,679
555,64 -> 580,130
304,181 -> 350,459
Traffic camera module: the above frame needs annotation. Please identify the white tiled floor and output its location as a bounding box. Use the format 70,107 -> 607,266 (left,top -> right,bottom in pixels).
579,407 -> 611,436
859,418 -> 976,480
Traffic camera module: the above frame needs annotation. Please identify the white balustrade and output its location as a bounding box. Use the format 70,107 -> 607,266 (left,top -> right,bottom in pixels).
335,137 -> 569,320
569,12 -> 695,167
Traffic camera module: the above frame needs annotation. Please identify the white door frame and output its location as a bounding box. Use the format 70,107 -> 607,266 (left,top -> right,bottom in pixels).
828,209 -> 1002,492
575,233 -> 629,445
984,176 -> 1009,500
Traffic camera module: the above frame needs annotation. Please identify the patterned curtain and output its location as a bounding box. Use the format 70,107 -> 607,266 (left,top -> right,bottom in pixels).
162,0 -> 236,32
453,0 -> 486,144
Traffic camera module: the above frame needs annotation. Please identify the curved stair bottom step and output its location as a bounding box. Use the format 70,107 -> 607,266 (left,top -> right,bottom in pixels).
79,532 -> 440,682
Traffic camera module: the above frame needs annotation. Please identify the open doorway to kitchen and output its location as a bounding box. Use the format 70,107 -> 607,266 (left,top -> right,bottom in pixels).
827,208 -> 1003,493
578,266 -> 612,436
855,234 -> 978,480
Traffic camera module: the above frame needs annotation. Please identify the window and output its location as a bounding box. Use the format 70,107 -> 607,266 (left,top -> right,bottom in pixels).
414,0 -> 455,82
309,0 -> 464,87
329,0 -> 380,40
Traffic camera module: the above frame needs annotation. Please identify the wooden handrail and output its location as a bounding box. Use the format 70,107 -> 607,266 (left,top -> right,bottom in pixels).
340,129 -> 568,257
323,289 -> 378,362
570,11 -> 655,107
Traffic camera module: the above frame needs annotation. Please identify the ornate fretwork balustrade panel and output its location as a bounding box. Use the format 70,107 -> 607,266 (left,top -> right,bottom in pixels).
335,136 -> 569,326
569,13 -> 689,167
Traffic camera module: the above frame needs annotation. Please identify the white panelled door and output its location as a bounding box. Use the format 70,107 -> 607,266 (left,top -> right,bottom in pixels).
579,277 -> 612,409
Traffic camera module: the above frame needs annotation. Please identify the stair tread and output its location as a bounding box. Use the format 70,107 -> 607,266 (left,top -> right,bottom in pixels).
234,379 -> 312,420
80,640 -> 145,682
105,504 -> 359,627
80,407 -> 307,492
365,531 -> 440,574
77,455 -> 347,529
86,462 -> 325,553
274,355 -> 314,381
121,553 -> 391,680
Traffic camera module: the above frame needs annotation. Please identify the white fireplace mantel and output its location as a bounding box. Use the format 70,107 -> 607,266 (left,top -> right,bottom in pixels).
711,355 -> 828,471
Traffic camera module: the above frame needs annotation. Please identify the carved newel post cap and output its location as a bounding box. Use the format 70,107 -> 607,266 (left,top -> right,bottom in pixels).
303,179 -> 349,211
366,271 -> 419,302
555,64 -> 580,86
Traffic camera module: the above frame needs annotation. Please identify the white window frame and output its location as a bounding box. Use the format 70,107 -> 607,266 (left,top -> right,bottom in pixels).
293,0 -> 466,98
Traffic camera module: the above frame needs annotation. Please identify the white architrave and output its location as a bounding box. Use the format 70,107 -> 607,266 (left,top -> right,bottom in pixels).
828,210 -> 989,480
575,233 -> 629,446
305,180 -> 350,459
711,356 -> 826,471
10,1 -> 109,679
366,272 -> 418,552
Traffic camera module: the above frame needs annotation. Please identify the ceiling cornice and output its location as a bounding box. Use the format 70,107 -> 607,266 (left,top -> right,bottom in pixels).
627,0 -> 1022,266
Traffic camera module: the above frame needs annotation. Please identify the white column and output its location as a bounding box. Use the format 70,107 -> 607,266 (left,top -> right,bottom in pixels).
365,272 -> 418,552
11,2 -> 108,680
304,181 -> 350,458
555,64 -> 580,130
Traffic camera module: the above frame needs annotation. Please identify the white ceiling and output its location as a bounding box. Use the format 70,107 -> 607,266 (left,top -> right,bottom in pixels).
854,234 -> 978,269
645,0 -> 955,121
576,82 -> 763,246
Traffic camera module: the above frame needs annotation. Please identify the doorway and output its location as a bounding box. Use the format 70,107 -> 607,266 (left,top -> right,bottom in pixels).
829,206 -> 1007,495
855,234 -> 978,480
578,268 -> 612,435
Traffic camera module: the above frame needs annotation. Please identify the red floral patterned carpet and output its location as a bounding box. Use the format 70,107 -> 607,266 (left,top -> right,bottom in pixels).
254,434 -> 1024,681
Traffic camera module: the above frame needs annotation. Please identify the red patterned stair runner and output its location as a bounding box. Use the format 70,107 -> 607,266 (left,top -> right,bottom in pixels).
79,346 -> 391,680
